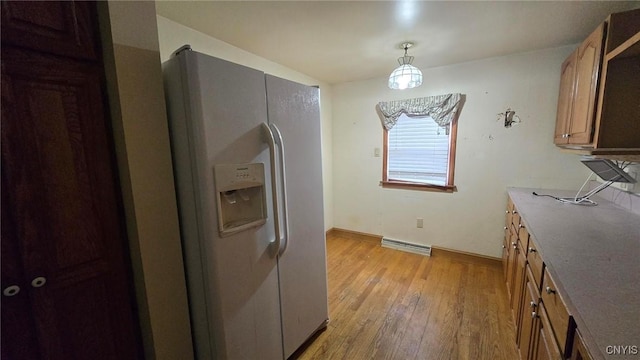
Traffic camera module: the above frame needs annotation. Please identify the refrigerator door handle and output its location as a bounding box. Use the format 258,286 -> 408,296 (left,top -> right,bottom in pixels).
261,122 -> 281,257
270,123 -> 290,256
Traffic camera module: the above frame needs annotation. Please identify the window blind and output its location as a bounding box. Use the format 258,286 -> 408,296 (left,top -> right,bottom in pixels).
387,114 -> 449,186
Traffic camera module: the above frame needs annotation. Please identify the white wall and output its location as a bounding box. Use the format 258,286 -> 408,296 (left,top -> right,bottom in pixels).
99,2 -> 193,358
156,16 -> 334,231
332,45 -> 593,258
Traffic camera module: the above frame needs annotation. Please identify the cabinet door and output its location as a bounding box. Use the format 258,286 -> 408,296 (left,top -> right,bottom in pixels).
518,269 -> 540,360
1,179 -> 41,360
570,330 -> 592,360
1,47 -> 140,360
505,229 -> 518,301
502,226 -> 510,279
0,1 -> 98,60
512,245 -> 527,338
555,50 -> 577,145
569,24 -> 605,145
533,303 -> 563,360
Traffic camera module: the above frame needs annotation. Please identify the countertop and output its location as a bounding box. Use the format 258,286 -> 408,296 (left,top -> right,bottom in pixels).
507,188 -> 640,360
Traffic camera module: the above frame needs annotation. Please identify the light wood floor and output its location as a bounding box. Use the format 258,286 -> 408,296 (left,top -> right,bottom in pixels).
294,231 -> 519,360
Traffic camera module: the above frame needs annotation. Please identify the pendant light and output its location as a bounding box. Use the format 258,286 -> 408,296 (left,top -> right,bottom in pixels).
388,42 -> 423,90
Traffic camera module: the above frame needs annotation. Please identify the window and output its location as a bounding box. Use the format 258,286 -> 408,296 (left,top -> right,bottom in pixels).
382,113 -> 458,192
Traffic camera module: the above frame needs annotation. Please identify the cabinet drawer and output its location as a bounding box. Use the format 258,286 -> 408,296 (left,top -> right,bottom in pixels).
527,239 -> 544,290
541,268 -> 573,355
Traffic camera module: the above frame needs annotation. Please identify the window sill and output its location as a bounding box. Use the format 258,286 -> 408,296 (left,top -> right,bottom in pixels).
380,180 -> 457,193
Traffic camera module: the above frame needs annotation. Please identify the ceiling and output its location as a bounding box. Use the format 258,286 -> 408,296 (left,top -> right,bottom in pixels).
156,1 -> 638,85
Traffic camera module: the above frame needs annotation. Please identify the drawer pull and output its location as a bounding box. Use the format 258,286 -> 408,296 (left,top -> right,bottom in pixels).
530,301 -> 537,308
503,226 -> 508,230
506,210 -> 509,214
513,244 -> 517,249
518,224 -> 524,229
545,286 -> 556,295
502,245 -> 506,249
511,210 -> 517,214
528,247 -> 536,253
531,311 -> 538,319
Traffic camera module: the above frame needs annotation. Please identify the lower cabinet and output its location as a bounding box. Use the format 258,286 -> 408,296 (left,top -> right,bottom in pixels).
512,237 -> 527,339
569,331 -> 593,360
518,268 -> 540,360
541,268 -> 574,355
533,303 -> 564,360
503,196 -> 589,360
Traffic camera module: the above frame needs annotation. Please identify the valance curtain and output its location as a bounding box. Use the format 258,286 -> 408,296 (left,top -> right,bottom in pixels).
377,93 -> 462,132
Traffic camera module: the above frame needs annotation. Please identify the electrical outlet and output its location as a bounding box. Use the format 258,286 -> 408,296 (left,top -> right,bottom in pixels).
417,218 -> 423,228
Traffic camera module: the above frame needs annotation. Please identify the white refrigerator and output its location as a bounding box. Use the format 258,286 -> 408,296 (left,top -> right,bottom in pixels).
163,46 -> 329,360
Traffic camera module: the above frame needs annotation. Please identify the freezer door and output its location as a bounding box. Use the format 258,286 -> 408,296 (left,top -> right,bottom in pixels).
266,75 -> 329,358
164,50 -> 283,360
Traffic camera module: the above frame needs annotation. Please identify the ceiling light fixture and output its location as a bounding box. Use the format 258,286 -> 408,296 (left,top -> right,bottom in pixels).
388,42 -> 423,90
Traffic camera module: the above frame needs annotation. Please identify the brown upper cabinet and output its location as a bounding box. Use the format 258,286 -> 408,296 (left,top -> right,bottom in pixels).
554,9 -> 640,156
554,25 -> 604,146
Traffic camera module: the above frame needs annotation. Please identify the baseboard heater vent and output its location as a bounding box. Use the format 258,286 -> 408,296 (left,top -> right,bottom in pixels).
381,237 -> 431,256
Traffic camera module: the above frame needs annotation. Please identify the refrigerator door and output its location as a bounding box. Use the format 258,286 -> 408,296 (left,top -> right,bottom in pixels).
266,75 -> 329,358
164,50 -> 283,360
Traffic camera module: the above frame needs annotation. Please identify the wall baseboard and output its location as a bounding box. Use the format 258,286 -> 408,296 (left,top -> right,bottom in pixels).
326,228 -> 381,242
326,227 -> 501,267
431,246 -> 501,267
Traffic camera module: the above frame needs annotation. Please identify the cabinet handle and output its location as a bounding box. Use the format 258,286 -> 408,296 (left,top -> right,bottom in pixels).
530,301 -> 537,308
513,244 -> 517,249
518,224 -> 524,229
566,134 -> 571,137
31,277 -> 47,288
531,311 -> 538,319
3,285 -> 20,297
528,247 -> 536,253
503,226 -> 508,230
502,245 -> 506,249
506,210 -> 509,214
511,210 -> 517,214
511,241 -> 516,246
545,286 -> 556,295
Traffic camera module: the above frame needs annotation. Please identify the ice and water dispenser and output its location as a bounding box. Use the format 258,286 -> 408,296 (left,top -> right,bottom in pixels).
214,163 -> 267,236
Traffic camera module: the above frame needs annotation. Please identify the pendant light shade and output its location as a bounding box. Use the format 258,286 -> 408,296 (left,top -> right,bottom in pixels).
388,43 -> 423,90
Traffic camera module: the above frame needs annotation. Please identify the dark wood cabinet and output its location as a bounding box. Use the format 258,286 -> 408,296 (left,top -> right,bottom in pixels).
1,1 -> 98,60
1,2 -> 141,359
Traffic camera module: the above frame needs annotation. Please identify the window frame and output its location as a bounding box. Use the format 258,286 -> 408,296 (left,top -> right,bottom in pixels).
381,115 -> 458,192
